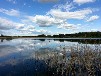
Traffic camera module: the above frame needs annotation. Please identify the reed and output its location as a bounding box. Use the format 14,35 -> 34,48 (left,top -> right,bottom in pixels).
35,44 -> 101,76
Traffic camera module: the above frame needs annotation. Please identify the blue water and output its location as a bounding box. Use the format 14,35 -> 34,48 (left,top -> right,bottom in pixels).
0,38 -> 101,76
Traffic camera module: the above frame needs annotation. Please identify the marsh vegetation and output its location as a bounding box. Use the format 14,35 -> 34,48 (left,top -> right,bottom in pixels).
35,44 -> 101,76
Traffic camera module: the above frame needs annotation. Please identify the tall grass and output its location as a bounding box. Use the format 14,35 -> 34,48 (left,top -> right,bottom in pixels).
35,44 -> 101,76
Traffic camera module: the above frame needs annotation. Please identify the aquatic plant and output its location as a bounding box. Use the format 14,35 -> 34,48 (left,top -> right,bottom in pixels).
35,44 -> 101,76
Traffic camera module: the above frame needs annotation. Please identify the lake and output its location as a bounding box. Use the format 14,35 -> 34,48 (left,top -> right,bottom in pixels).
0,38 -> 101,76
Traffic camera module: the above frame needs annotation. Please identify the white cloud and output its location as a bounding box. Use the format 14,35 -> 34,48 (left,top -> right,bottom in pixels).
26,14 -> 79,31
47,8 -> 92,19
87,15 -> 99,22
21,1 -> 97,34
18,23 -> 52,35
73,0 -> 95,4
27,15 -> 64,27
20,25 -> 35,32
58,22 -> 79,30
35,29 -> 51,34
0,17 -> 24,30
90,29 -> 98,32
25,7 -> 94,33
19,28 -> 51,35
54,2 -> 75,11
0,8 -> 20,17
26,8 -> 92,28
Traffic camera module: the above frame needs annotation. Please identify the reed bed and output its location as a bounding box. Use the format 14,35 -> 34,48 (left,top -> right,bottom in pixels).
35,44 -> 101,76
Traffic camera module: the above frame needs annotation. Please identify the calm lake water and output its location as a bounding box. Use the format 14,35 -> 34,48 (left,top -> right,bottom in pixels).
0,38 -> 101,76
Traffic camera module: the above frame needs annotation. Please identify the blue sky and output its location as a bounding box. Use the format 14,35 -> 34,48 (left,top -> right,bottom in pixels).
0,0 -> 101,36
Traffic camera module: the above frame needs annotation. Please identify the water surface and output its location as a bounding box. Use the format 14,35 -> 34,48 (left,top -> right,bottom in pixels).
0,38 -> 101,76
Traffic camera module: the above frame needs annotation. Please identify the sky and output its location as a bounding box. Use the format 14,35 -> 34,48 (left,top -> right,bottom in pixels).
0,0 -> 101,36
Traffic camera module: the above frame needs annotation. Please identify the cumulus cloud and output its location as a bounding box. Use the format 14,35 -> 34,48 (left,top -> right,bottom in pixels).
26,8 -> 93,29
27,15 -> 64,27
58,22 -> 79,30
25,7 -> 95,32
19,27 -> 51,35
0,8 -> 20,17
47,8 -> 92,19
20,1 -> 98,33
54,2 -> 75,11
17,23 -> 52,35
19,25 -> 35,32
27,14 -> 80,30
87,15 -> 99,22
73,0 -> 95,4
35,29 -> 51,34
0,17 -> 24,30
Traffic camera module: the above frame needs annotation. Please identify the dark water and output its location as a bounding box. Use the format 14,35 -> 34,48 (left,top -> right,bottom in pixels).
0,38 -> 101,76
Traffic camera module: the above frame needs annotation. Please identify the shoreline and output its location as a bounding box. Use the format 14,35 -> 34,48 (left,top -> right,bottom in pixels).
0,37 -> 101,39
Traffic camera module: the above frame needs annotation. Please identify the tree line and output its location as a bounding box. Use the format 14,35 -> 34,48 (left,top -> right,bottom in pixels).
37,31 -> 101,38
1,31 -> 101,38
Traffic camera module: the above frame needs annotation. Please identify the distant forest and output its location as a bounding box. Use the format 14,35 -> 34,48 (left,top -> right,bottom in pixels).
0,31 -> 101,38
37,31 -> 101,38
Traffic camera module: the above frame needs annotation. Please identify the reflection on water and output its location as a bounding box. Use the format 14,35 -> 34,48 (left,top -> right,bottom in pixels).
0,38 -> 12,42
0,38 -> 101,76
1,39 -> 4,42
